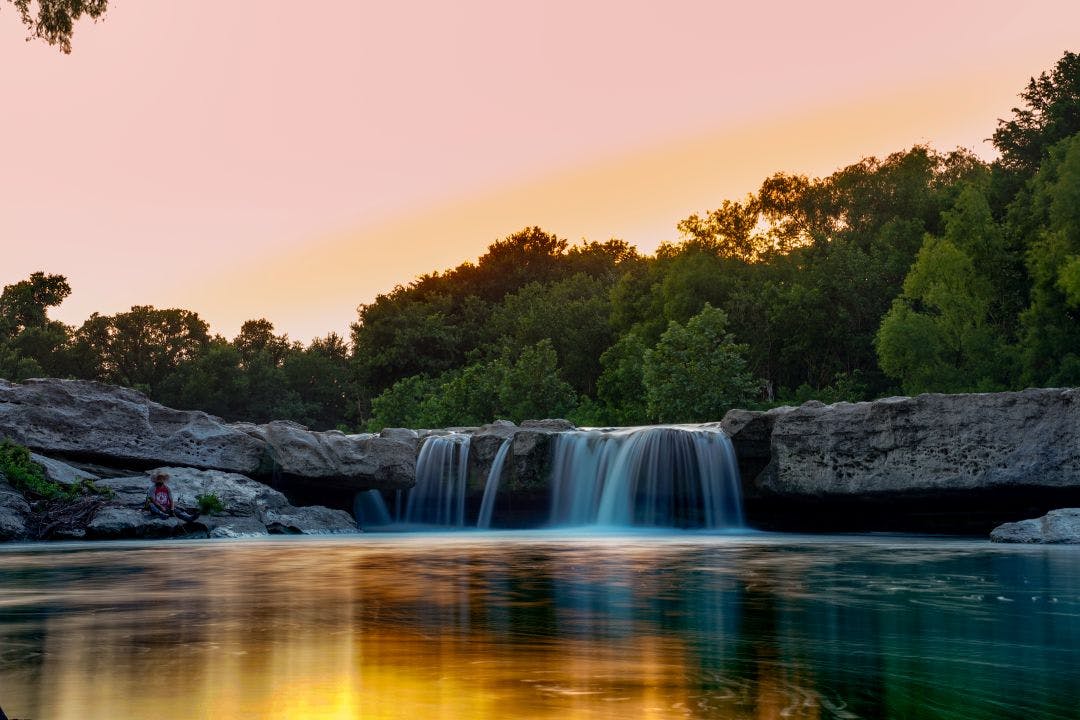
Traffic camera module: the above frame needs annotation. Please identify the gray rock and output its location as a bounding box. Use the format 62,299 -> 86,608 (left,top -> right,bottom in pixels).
205,516 -> 270,539
30,453 -> 99,488
0,378 -> 266,474
263,505 -> 357,534
507,420 -> 575,491
991,508 -> 1080,543
0,478 -> 30,541
718,406 -> 795,487
239,421 -> 417,491
521,419 -> 577,432
752,389 -> 1080,498
86,467 -> 356,539
86,506 -> 204,540
468,421 -> 518,493
95,467 -> 291,517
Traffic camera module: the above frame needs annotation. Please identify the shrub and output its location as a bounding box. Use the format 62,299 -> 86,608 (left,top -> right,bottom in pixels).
0,438 -> 66,500
196,492 -> 225,515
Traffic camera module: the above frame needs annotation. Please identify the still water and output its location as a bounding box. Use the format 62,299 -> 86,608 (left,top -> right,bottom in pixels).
0,533 -> 1078,719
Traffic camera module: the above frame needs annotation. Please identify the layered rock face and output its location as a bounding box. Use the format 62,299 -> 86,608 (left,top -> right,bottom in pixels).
723,388 -> 1080,532
0,379 -> 416,494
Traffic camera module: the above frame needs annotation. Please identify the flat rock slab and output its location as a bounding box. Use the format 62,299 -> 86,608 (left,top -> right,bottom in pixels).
991,508 -> 1080,543
748,388 -> 1080,498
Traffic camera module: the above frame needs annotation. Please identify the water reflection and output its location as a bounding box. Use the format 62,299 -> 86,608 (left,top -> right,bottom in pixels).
0,535 -> 1078,719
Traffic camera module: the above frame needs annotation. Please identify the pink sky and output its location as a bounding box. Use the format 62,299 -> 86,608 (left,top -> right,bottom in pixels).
2,0 -> 1078,342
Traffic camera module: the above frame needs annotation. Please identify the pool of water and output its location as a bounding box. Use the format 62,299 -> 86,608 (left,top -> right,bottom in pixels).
0,532 -> 1078,719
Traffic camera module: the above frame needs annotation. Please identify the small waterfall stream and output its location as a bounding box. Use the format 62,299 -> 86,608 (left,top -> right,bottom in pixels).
404,434 -> 471,526
353,489 -> 392,527
476,437 -> 512,529
548,426 -> 742,529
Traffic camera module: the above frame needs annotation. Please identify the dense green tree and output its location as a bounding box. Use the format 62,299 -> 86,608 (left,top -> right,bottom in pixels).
491,273 -> 613,395
594,332 -> 649,425
642,304 -> 757,423
993,52 -> 1080,179
0,272 -> 75,378
1019,132 -> 1080,384
72,306 -> 210,395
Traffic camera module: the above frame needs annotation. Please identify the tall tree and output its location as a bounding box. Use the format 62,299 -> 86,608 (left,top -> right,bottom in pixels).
6,0 -> 107,53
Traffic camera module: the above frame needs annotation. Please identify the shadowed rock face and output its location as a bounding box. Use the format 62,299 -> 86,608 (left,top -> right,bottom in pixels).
0,477 -> 30,541
991,509 -> 1080,543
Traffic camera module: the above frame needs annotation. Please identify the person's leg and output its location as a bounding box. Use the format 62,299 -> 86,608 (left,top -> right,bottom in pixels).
148,503 -> 170,519
174,507 -> 200,522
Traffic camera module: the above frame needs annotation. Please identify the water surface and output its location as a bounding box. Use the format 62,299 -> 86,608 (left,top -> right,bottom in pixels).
0,533 -> 1078,719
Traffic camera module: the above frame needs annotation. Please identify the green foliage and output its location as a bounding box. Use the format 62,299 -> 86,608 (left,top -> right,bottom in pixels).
642,305 -> 758,423
0,439 -> 106,501
1018,133 -> 1080,384
595,333 -> 649,425
491,273 -> 613,395
7,0 -> 108,53
72,306 -> 210,395
196,492 -> 225,516
876,227 -> 1014,394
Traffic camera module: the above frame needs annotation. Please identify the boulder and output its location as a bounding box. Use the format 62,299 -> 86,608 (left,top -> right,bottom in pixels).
467,420 -> 518,493
0,378 -> 266,474
991,508 -> 1080,543
717,406 -> 795,487
755,389 -> 1080,498
263,505 -> 358,535
508,420 -> 577,492
30,453 -> 99,488
0,477 -> 30,541
85,506 -> 203,540
237,421 -> 417,491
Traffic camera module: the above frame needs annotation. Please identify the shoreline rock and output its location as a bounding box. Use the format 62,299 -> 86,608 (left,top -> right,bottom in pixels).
990,509 -> 1080,543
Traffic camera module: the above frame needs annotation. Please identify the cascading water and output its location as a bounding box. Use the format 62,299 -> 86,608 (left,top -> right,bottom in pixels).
353,489 -> 391,527
476,437 -> 512,529
404,434 -> 471,526
548,426 -> 742,529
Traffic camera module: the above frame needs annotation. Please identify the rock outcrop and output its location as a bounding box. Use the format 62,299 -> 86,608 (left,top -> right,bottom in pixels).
733,389 -> 1080,497
0,379 -> 266,474
237,421 -> 417,491
723,389 -> 1080,532
990,508 -> 1080,543
0,379 -> 417,495
84,467 -> 357,540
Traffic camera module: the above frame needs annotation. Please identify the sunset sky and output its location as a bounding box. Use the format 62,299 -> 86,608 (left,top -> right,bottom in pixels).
2,0 -> 1079,342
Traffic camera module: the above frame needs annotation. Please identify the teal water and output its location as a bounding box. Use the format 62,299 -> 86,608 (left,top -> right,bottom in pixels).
0,533 -> 1077,719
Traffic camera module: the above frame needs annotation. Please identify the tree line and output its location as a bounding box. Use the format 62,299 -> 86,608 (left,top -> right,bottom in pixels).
3,52 -> 1080,431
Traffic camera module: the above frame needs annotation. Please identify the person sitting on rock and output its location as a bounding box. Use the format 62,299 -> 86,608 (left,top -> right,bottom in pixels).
145,471 -> 200,522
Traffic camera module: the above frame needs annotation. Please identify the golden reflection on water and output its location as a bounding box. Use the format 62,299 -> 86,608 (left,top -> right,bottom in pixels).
0,535 -> 1077,720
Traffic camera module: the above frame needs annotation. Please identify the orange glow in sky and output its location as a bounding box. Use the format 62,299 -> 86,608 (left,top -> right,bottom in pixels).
2,1 -> 1079,341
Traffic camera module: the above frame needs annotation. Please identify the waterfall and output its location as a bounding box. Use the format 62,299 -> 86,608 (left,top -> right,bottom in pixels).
548,426 -> 742,529
353,489 -> 391,527
476,437 -> 512,529
404,434 -> 471,526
